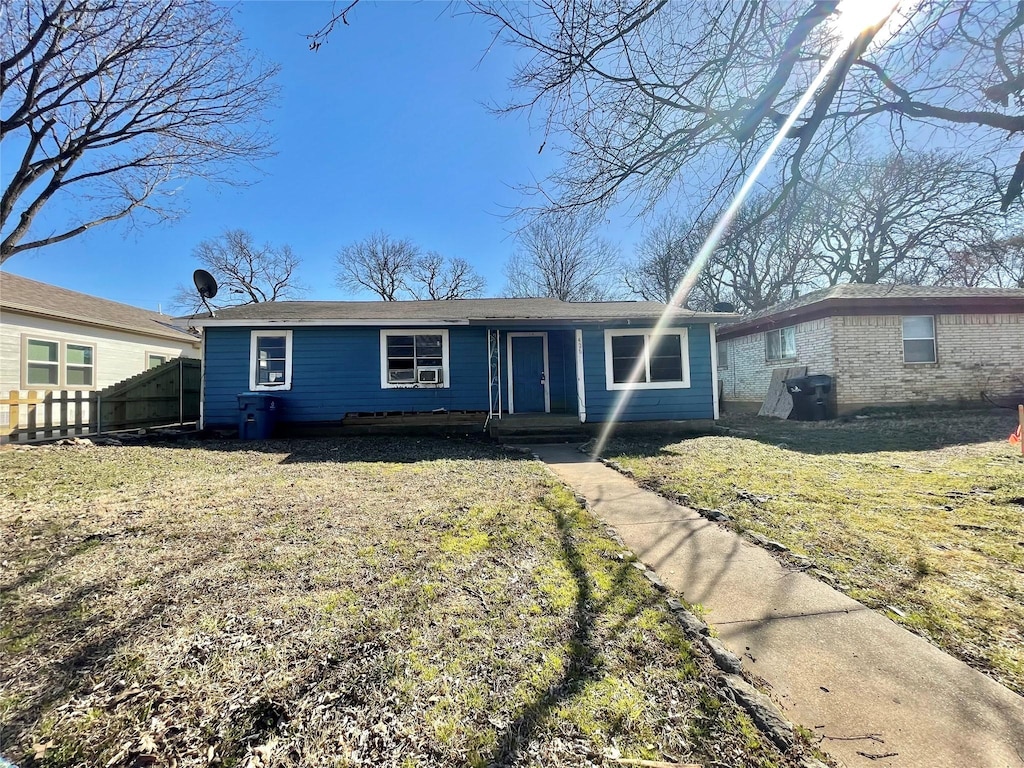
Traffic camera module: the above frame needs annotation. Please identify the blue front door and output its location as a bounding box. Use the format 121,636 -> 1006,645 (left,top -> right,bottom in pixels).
511,335 -> 546,413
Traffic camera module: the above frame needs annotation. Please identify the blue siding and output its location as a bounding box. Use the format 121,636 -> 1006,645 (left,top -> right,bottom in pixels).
202,321 -> 715,427
203,326 -> 489,427
580,323 -> 714,423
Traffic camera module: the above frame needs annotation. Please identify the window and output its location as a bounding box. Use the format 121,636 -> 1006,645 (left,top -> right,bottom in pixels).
765,326 -> 796,361
603,328 -> 690,390
249,330 -> 293,391
65,344 -> 94,386
380,329 -> 450,388
26,339 -> 59,386
22,337 -> 96,389
902,316 -> 936,363
717,340 -> 728,369
147,353 -> 168,369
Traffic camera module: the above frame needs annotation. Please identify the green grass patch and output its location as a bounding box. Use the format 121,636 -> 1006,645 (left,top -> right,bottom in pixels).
604,410 -> 1024,695
0,437 -> 803,767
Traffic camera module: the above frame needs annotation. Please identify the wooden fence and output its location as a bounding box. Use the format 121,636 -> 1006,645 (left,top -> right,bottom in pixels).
1,358 -> 201,444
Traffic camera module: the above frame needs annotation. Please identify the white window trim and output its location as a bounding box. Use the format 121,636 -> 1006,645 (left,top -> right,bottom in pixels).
379,329 -> 450,389
603,328 -> 691,391
249,330 -> 293,391
765,326 -> 797,362
901,315 -> 937,365
21,334 -> 97,390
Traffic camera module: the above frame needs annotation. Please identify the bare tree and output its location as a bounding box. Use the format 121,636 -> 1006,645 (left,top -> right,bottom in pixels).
812,151 -> 1001,285
171,230 -> 305,312
336,231 -> 418,300
707,190 -> 821,311
1,0 -> 277,263
505,211 -> 622,301
943,232 -> 1024,288
469,1 -> 1024,221
409,252 -> 486,300
626,189 -> 820,312
335,232 -> 485,300
625,214 -> 705,303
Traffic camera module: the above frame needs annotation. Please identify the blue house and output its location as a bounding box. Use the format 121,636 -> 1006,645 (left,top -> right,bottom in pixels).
192,298 -> 728,434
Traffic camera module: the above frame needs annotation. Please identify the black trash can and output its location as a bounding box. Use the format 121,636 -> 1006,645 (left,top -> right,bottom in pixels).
237,393 -> 281,439
784,374 -> 833,421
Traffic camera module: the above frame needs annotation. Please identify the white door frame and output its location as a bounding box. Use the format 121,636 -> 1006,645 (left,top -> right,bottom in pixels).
506,332 -> 550,414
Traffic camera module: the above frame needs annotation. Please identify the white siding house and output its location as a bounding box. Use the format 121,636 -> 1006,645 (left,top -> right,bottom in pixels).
1,272 -> 199,401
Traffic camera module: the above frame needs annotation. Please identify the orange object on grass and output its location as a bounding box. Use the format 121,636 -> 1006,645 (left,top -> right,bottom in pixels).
1011,426 -> 1022,447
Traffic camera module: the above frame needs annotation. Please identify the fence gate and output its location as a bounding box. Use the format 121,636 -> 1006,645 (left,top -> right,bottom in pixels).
1,358 -> 201,444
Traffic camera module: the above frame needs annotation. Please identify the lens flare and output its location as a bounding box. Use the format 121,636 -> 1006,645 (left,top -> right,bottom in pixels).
832,0 -> 900,41
590,4 -> 901,458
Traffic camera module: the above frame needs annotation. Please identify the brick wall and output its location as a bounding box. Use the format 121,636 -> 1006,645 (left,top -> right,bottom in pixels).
720,312 -> 1024,411
832,313 -> 1024,409
719,317 -> 834,405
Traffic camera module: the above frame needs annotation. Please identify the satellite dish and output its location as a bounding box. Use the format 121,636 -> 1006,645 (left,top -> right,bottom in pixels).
194,269 -> 218,299
193,269 -> 218,317
713,302 -> 736,313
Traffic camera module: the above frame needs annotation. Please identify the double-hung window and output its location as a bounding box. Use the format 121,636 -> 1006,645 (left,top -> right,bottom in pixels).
249,330 -> 293,390
380,329 -> 449,387
25,339 -> 60,386
22,336 -> 95,389
765,326 -> 796,362
604,328 -> 690,390
902,316 -> 936,363
65,344 -> 94,386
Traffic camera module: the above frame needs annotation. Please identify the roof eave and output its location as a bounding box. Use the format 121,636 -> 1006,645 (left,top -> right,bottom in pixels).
1,303 -> 200,344
191,312 -> 733,327
717,295 -> 1024,340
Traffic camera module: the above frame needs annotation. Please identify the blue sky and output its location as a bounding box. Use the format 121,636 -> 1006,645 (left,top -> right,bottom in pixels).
3,1 -> 637,310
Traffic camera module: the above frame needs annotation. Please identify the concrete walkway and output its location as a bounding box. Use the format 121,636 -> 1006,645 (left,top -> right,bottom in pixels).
531,444 -> 1024,768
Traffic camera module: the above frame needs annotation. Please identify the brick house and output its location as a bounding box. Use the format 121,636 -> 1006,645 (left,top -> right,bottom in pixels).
715,284 -> 1024,414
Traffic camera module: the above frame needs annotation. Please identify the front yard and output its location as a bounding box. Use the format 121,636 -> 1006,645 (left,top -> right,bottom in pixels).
600,409 -> 1024,695
1,437 -> 804,768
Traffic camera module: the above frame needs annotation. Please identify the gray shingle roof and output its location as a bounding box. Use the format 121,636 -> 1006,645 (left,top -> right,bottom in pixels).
1,271 -> 199,343
733,284 -> 1024,326
191,297 -> 729,324
717,283 -> 1024,340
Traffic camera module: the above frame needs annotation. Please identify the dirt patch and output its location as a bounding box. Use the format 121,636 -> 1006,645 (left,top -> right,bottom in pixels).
0,437 -> 807,767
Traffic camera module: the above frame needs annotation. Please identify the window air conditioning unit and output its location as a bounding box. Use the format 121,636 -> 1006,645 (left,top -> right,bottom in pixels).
417,367 -> 444,384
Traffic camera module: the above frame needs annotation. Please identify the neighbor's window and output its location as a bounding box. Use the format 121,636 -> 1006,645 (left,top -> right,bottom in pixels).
902,316 -> 936,364
765,326 -> 796,361
65,344 -> 94,387
604,328 -> 690,390
23,337 -> 95,389
380,329 -> 449,387
147,353 -> 168,369
249,330 -> 293,390
717,340 -> 729,369
25,339 -> 59,386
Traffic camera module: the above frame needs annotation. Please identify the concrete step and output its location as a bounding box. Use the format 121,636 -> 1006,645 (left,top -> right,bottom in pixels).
498,432 -> 588,445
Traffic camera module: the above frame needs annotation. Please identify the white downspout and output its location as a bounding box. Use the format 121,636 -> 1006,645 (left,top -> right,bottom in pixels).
710,323 -> 720,420
198,330 -> 206,430
575,329 -> 587,423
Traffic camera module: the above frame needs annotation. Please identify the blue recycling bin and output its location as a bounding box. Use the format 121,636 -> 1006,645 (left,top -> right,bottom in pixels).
237,393 -> 281,439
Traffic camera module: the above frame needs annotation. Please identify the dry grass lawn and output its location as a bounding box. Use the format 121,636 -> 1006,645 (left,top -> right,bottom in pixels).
0,437 -> 807,768
600,409 -> 1024,695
